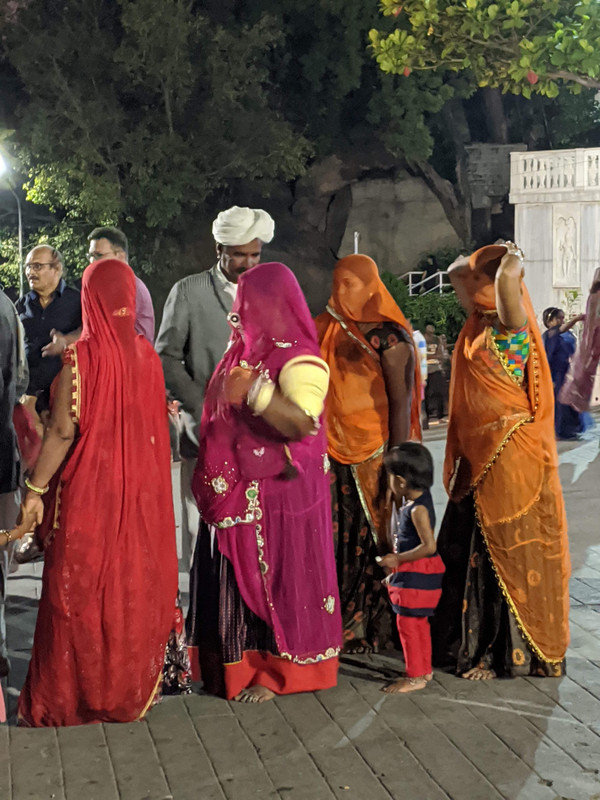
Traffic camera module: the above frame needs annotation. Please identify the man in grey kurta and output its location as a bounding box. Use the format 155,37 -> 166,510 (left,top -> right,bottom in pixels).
155,206 -> 275,565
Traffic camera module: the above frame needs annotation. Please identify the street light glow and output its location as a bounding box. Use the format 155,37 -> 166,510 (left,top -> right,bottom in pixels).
0,153 -> 25,294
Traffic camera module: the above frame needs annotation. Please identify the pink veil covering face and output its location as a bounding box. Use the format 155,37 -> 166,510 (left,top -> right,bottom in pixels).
559,269 -> 600,412
194,263 -> 341,663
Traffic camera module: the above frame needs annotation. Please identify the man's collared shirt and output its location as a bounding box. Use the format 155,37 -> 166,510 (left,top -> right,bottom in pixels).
16,278 -> 82,396
134,275 -> 155,344
214,264 -> 237,304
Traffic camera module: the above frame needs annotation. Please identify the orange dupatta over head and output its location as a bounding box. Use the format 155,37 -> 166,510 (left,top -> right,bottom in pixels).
444,245 -> 570,664
315,254 -> 421,465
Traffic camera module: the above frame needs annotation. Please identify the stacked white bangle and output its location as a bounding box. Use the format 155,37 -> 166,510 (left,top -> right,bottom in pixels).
247,374 -> 276,415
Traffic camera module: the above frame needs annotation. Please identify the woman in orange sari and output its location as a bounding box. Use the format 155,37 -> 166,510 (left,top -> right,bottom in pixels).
316,255 -> 421,652
431,243 -> 570,679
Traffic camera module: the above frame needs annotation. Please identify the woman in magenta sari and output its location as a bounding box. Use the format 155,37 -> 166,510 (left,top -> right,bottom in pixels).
186,262 -> 341,702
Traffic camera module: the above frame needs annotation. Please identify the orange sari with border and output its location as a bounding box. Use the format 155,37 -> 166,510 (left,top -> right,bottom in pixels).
444,289 -> 570,664
316,255 -> 421,540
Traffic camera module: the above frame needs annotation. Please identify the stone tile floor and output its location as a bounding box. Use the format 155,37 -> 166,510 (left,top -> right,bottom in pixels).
2,428 -> 600,800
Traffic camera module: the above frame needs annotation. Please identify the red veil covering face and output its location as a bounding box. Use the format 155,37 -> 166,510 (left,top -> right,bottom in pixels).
18,259 -> 177,727
444,245 -> 570,665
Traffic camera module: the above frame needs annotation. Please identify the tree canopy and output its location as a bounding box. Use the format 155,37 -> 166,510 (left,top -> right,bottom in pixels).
1,0 -> 312,276
1,0 -> 458,281
370,0 -> 600,98
1,0 -> 600,288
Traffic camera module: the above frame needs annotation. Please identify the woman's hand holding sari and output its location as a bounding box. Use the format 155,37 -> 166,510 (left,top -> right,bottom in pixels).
3,493 -> 44,545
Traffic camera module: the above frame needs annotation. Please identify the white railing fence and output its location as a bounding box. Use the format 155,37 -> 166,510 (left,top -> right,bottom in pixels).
402,271 -> 450,296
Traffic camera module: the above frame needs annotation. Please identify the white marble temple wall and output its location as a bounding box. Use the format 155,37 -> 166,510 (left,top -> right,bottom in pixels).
516,201 -> 600,321
511,146 -> 600,406
580,204 -> 600,299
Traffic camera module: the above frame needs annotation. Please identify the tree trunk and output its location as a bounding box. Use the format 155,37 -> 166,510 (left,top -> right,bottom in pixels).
420,97 -> 474,245
482,88 -> 508,144
412,159 -> 470,245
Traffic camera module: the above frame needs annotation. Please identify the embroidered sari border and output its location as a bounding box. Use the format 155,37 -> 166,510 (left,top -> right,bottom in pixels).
136,667 -> 164,721
223,647 -> 340,667
69,345 -> 81,424
472,496 -> 565,664
467,337 -> 565,663
350,462 -> 378,544
325,305 -> 379,362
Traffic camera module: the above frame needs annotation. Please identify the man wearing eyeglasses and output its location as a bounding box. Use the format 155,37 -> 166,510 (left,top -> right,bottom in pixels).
87,226 -> 155,343
44,227 -> 155,357
15,245 -> 82,420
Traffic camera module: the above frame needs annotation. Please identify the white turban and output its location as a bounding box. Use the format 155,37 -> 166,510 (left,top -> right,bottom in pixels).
212,206 -> 275,246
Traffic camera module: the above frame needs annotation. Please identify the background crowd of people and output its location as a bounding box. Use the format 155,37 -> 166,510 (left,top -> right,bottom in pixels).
1,205 -> 599,724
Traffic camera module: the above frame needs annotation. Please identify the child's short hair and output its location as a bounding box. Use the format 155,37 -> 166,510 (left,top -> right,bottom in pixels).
384,443 -> 433,490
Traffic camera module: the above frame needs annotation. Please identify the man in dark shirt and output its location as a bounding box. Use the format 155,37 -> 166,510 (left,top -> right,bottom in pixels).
42,226 -> 155,357
15,245 -> 81,417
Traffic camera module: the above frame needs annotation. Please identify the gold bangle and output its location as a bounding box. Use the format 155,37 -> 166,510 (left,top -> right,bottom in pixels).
0,530 -> 11,545
24,477 -> 49,495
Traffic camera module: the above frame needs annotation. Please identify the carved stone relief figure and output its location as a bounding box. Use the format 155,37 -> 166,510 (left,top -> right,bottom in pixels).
553,205 -> 580,287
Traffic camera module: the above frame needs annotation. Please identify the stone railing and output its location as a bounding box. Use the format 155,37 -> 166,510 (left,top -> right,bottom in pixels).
510,148 -> 600,202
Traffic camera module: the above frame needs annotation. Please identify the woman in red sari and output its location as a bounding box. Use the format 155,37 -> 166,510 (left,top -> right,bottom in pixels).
13,258 -> 178,726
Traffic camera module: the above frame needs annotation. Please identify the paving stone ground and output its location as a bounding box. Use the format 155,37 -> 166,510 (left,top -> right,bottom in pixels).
2,425 -> 600,800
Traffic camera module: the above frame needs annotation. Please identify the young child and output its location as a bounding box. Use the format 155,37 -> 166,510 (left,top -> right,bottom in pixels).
377,442 -> 445,693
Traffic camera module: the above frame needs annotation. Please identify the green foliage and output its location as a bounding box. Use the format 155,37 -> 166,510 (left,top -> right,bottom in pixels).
512,89 -> 600,149
0,0 -> 312,279
381,270 -> 467,342
0,221 -> 89,290
407,291 -> 467,342
0,230 -> 21,288
563,288 -> 582,317
0,0 -> 459,285
380,270 -> 411,308
3,0 -> 599,293
416,245 -> 466,274
371,0 -> 600,97
237,0 -> 453,161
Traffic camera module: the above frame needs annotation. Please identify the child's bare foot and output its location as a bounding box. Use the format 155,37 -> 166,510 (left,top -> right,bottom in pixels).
382,676 -> 427,693
462,666 -> 496,680
234,685 -> 275,703
424,672 -> 433,682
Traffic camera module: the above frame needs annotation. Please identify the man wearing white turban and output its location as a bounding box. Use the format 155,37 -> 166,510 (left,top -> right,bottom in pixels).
155,206 -> 275,567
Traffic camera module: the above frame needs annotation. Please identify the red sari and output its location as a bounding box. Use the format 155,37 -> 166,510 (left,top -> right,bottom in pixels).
18,259 -> 177,727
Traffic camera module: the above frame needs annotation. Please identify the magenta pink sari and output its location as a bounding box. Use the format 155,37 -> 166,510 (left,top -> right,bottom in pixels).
193,263 -> 341,668
559,269 -> 600,412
